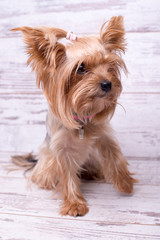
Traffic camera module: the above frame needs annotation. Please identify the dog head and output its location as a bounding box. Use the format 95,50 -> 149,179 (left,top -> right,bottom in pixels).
12,16 -> 127,129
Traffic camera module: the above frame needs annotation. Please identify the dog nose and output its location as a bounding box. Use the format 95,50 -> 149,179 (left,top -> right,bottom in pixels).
100,80 -> 112,92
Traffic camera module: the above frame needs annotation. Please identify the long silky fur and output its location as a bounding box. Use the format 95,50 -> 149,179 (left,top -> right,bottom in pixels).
11,153 -> 37,172
11,16 -> 137,217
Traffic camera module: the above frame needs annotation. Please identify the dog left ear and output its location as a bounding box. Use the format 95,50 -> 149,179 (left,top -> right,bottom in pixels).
11,26 -> 67,88
100,16 -> 126,53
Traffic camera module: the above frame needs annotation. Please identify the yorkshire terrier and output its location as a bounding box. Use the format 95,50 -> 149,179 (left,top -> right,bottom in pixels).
11,16 -> 137,217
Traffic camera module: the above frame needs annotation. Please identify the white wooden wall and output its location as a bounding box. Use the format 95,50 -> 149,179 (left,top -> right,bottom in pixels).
0,0 -> 160,160
0,1 -> 160,239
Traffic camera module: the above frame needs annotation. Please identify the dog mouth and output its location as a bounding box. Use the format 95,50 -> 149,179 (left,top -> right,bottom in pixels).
95,91 -> 113,99
97,93 -> 107,98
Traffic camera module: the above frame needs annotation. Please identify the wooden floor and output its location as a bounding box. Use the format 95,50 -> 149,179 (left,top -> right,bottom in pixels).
0,0 -> 160,239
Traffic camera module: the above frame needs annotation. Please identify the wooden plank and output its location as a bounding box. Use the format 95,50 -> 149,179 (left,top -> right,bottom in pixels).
0,0 -> 160,38
0,93 -> 159,158
0,177 -> 160,226
0,93 -> 47,125
0,33 -> 160,93
0,124 -> 45,153
112,93 -> 160,158
1,213 -> 160,240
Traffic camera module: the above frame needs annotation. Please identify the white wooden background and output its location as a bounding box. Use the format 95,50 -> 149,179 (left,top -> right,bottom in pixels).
0,0 -> 160,239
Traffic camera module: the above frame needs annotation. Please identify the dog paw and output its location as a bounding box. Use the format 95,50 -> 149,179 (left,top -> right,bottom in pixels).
60,201 -> 89,217
115,174 -> 138,194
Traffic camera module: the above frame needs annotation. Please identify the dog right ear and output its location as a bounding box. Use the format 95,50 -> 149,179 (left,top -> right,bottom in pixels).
11,26 -> 67,88
100,16 -> 126,53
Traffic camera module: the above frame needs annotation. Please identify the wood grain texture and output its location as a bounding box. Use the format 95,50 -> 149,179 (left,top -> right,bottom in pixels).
0,0 -> 160,239
0,155 -> 160,238
0,167 -> 160,239
1,213 -> 160,240
0,0 -> 160,38
1,184 -> 160,226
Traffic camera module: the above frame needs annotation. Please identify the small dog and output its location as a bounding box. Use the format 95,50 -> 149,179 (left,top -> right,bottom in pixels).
12,16 -> 137,217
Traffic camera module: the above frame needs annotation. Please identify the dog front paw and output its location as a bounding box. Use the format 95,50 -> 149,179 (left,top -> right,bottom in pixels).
115,174 -> 138,194
60,201 -> 89,217
30,174 -> 54,190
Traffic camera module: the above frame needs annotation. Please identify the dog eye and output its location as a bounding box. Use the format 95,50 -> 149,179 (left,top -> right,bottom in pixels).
77,63 -> 86,74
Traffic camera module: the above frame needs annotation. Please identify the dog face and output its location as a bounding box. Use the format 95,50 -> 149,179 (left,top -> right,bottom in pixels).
12,16 -> 126,129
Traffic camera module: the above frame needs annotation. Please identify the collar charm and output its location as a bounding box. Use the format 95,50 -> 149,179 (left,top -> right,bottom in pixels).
79,126 -> 84,140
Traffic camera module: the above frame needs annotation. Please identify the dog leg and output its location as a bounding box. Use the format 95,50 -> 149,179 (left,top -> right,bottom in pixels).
97,130 -> 137,194
59,169 -> 89,217
58,155 -> 89,217
30,141 -> 88,216
29,142 -> 59,190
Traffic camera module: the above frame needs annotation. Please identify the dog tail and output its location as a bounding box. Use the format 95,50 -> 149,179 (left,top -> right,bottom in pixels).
11,153 -> 38,172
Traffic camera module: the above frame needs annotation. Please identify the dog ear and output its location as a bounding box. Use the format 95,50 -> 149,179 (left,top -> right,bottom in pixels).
100,16 -> 126,53
12,26 -> 79,129
11,26 -> 67,88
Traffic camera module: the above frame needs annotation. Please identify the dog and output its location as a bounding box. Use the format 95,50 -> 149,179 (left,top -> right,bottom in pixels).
11,16 -> 137,217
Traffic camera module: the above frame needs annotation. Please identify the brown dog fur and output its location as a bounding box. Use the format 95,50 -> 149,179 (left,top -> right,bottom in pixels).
12,16 -> 137,217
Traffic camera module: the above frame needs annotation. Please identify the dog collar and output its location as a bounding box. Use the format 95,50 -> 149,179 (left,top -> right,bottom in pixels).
73,115 -> 94,120
73,113 -> 84,139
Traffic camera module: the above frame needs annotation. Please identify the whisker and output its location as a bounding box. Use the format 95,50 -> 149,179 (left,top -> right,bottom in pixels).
117,102 -> 126,114
108,100 -> 126,114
